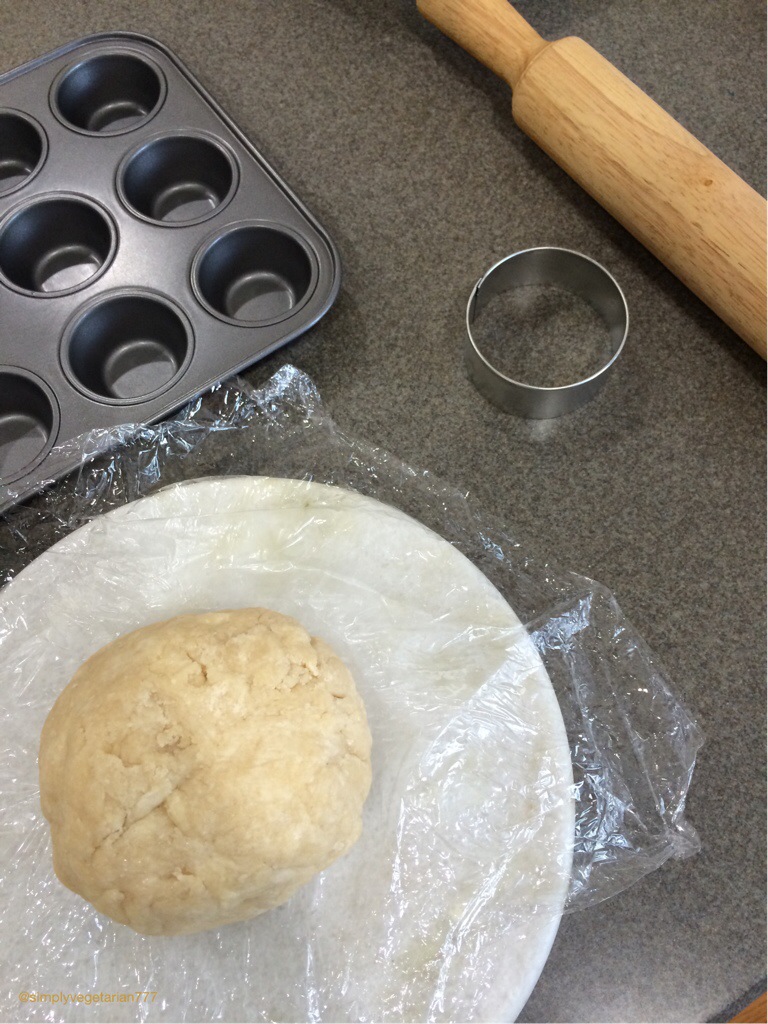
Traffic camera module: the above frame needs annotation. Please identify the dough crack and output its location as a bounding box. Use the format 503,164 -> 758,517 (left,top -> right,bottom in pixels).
185,651 -> 210,685
122,769 -> 194,835
94,810 -> 129,853
284,659 -> 318,691
104,748 -> 139,771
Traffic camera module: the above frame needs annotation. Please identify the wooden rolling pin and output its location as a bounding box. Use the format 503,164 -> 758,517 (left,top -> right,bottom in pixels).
417,0 -> 767,358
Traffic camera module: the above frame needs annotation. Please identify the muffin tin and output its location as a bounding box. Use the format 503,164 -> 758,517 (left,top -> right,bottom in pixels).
0,33 -> 340,499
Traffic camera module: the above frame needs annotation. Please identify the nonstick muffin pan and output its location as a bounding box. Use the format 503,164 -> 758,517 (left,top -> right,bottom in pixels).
0,32 -> 340,501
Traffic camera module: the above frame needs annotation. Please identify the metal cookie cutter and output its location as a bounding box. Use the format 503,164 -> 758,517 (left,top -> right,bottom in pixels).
465,247 -> 628,418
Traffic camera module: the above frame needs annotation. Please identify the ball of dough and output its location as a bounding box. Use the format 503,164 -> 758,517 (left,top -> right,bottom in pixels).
39,608 -> 372,936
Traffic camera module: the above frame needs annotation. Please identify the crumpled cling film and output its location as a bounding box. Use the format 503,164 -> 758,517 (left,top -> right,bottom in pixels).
0,364 -> 702,1023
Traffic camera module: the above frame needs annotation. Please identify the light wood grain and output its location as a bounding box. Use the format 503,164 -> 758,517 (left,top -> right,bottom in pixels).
417,0 -> 545,86
731,992 -> 767,1023
514,37 -> 767,357
416,0 -> 767,358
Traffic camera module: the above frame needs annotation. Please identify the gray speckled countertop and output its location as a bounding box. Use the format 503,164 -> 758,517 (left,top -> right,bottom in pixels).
0,1 -> 765,1021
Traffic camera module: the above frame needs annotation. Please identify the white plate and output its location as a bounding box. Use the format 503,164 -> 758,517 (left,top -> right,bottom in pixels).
0,476 -> 573,1022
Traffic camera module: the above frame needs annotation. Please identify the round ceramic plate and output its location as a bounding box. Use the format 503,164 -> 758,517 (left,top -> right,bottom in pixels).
0,476 -> 574,1023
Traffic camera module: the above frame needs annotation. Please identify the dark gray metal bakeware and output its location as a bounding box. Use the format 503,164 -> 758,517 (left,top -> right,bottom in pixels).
0,32 -> 340,503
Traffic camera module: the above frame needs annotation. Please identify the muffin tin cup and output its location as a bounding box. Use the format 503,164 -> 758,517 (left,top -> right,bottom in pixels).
51,51 -> 166,135
0,110 -> 48,197
61,289 -> 195,405
0,33 -> 340,504
0,367 -> 59,483
118,130 -> 239,226
0,193 -> 117,296
193,222 -> 318,326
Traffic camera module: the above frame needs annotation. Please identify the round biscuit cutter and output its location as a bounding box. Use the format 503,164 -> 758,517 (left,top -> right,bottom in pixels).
466,247 -> 628,418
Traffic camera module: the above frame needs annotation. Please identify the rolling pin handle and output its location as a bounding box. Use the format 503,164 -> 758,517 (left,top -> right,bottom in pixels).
416,0 -> 547,87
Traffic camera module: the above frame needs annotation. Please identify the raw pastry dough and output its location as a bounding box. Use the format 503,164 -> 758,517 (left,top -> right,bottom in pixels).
39,608 -> 372,936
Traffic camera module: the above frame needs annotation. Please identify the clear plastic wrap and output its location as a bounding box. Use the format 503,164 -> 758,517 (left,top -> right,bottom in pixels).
0,365 -> 702,1023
